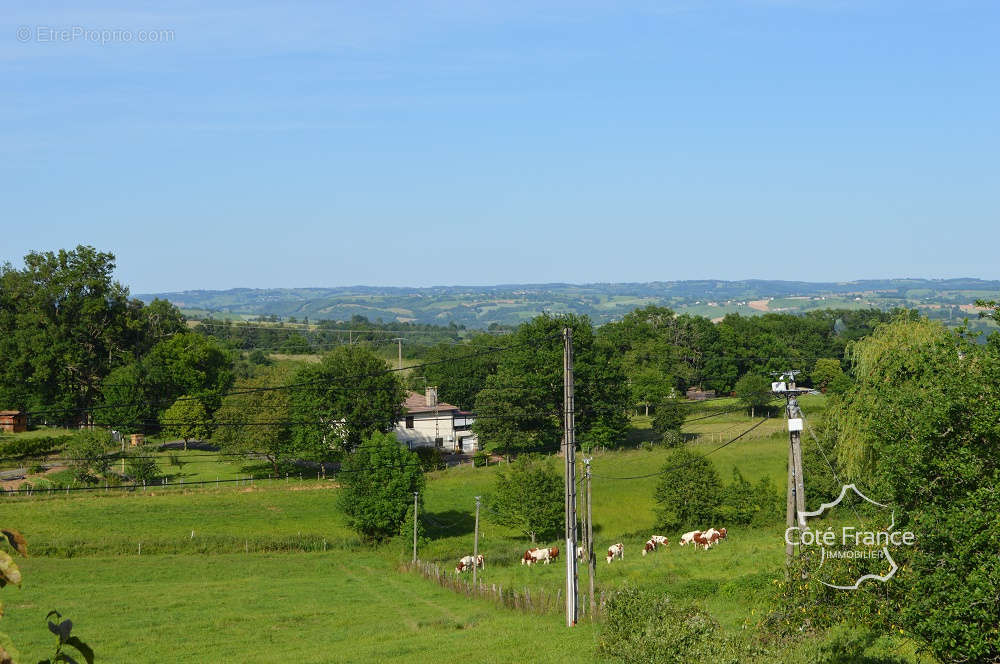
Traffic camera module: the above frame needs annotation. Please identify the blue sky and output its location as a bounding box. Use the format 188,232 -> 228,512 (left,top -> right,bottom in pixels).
2,1 -> 998,293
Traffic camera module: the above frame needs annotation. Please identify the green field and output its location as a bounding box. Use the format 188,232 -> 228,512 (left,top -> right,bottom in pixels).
0,396 -> 922,662
4,553 -> 598,663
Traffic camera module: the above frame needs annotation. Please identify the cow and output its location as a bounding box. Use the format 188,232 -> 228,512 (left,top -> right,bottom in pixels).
679,530 -> 701,547
692,531 -> 720,550
650,535 -> 669,547
576,545 -> 584,561
606,542 -> 624,564
455,554 -> 485,573
522,547 -> 556,565
703,528 -> 721,541
642,539 -> 656,556
718,527 -> 727,540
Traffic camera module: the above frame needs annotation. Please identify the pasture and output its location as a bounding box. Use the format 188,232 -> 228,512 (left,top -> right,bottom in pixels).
1,394 -> 923,662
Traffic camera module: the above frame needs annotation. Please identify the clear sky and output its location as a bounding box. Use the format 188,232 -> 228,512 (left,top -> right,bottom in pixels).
2,1 -> 998,293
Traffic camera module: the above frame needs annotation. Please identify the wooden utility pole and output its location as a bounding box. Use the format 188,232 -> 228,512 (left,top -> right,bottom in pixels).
563,327 -> 579,627
473,496 -> 481,585
584,457 -> 595,618
392,338 -> 404,370
778,371 -> 807,572
412,491 -> 419,564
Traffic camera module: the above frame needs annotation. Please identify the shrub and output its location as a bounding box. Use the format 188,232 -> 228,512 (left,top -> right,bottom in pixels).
125,451 -> 160,484
472,450 -> 487,467
654,448 -> 721,531
719,468 -> 783,526
786,623 -> 910,664
0,435 -> 66,459
652,397 -> 685,436
660,429 -> 684,448
414,446 -> 446,472
338,432 -> 425,541
64,430 -> 114,482
597,586 -> 725,663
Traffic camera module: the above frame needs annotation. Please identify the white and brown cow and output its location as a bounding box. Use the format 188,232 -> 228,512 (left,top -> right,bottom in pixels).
606,542 -> 624,564
679,530 -> 701,547
522,547 -> 559,566
642,539 -> 656,556
455,554 -> 485,573
650,535 -> 669,547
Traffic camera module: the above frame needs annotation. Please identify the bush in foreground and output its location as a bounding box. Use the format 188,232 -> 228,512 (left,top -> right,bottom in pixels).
598,586 -> 731,664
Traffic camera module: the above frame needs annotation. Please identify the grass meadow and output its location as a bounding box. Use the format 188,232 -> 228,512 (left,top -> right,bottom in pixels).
1,395 -> 925,662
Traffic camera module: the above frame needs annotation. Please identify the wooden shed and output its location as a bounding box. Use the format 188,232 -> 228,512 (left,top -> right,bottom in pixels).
0,410 -> 27,433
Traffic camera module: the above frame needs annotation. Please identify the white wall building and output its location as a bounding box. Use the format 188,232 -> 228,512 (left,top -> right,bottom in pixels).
393,387 -> 479,453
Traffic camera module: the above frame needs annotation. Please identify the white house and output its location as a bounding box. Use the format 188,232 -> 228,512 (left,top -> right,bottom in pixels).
393,387 -> 479,454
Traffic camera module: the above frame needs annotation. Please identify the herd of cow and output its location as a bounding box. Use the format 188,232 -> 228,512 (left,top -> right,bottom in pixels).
454,527 -> 728,573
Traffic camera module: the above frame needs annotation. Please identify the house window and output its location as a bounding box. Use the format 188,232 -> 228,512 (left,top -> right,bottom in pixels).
434,437 -> 443,448
405,416 -> 414,429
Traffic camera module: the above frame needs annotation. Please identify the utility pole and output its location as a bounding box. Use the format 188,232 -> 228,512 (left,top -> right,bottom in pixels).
473,496 -> 481,585
584,457 -> 595,618
773,371 -> 806,571
563,327 -> 579,627
412,491 -> 419,564
392,338 -> 404,370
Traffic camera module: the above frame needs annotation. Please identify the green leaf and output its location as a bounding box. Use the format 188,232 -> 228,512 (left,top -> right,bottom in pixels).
63,637 -> 94,664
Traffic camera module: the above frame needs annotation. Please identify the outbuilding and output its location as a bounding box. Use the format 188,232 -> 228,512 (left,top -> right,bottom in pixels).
0,410 -> 27,433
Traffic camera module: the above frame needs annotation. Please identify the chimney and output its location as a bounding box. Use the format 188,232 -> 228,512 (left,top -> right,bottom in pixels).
425,386 -> 438,407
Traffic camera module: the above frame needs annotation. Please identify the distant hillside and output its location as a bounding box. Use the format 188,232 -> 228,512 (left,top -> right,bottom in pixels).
139,279 -> 1000,329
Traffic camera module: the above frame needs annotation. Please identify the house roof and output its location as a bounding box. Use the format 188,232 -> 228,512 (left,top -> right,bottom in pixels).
403,391 -> 460,414
0,410 -> 22,416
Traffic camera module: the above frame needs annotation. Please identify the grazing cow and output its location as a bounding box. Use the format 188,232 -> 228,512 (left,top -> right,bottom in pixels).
576,545 -> 584,561
679,531 -> 701,547
522,547 -> 554,565
718,528 -> 727,540
692,531 -> 720,550
703,528 -> 721,541
455,554 -> 485,573
548,546 -> 560,562
606,542 -> 624,564
650,535 -> 669,547
642,539 -> 656,556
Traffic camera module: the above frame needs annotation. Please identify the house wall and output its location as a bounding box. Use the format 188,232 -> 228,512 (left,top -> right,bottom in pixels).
393,412 -> 479,453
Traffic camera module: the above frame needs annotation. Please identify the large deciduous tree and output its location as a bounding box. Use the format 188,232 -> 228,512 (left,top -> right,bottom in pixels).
821,317 -> 1000,662
290,345 -> 406,457
337,432 -> 424,541
473,314 -> 628,455
733,373 -> 772,417
161,396 -> 212,450
654,448 -> 721,531
98,332 -> 233,432
487,455 -> 562,544
213,365 -> 295,475
0,246 -> 139,421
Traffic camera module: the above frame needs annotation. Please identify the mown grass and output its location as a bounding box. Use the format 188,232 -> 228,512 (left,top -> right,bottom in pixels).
3,553 -> 600,663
